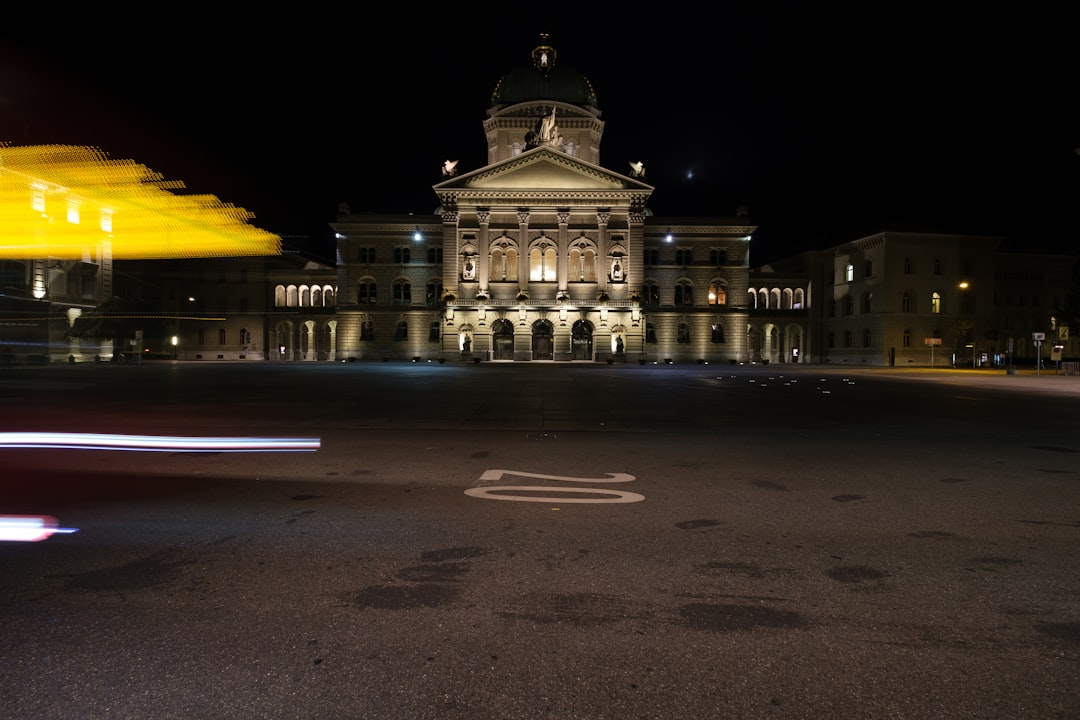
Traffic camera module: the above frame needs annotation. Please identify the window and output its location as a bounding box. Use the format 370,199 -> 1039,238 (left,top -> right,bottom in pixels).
902,292 -> 913,313
711,323 -> 725,343
490,243 -> 517,281
529,244 -> 557,281
674,283 -> 693,306
710,249 -> 727,266
644,249 -> 659,266
844,264 -> 854,282
676,248 -> 693,266
864,260 -> 873,277
931,292 -> 941,314
429,322 -> 440,342
359,247 -> 376,263
392,280 -> 411,304
218,328 -> 226,345
902,328 -> 912,348
646,323 -> 657,343
426,281 -> 442,304
357,280 -> 377,304
568,243 -> 597,282
708,282 -> 727,306
960,291 -> 975,314
903,257 -> 912,274
645,282 -> 660,306
844,330 -> 853,348
677,323 -> 690,343
843,296 -> 854,316
863,329 -> 872,348
861,292 -> 872,313
427,247 -> 443,264
827,332 -> 835,348
361,321 -> 374,340
933,259 -> 942,275
394,321 -> 408,340
394,247 -> 410,264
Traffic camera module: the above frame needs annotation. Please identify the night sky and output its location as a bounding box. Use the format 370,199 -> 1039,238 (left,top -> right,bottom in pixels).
2,7 -> 1076,265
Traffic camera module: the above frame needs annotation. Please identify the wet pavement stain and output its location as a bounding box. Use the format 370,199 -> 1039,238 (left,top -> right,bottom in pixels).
908,530 -> 955,538
752,480 -> 789,492
678,603 -> 809,631
826,565 -> 888,583
1034,621 -> 1080,645
832,494 -> 863,502
675,519 -> 722,530
63,550 -> 190,592
352,583 -> 460,610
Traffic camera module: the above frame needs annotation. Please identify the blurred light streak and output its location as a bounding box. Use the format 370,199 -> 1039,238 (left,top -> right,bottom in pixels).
0,144 -> 281,259
0,515 -> 78,542
0,432 -> 320,452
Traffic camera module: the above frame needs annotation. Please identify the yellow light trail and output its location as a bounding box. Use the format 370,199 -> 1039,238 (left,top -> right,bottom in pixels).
0,144 -> 282,259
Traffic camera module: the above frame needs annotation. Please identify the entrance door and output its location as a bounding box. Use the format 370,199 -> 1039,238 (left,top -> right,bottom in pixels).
491,319 -> 514,360
572,320 -> 593,360
532,320 -> 554,360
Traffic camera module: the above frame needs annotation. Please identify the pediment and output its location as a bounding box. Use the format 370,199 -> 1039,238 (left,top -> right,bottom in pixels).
434,147 -> 652,194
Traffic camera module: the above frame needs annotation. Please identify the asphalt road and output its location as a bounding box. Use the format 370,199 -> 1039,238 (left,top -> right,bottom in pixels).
2,361 -> 1079,719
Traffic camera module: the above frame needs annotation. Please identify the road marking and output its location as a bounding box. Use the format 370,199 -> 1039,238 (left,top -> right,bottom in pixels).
466,469 -> 644,504
465,486 -> 644,503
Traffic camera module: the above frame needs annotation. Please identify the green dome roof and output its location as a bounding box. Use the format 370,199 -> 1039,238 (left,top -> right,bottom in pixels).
490,37 -> 599,109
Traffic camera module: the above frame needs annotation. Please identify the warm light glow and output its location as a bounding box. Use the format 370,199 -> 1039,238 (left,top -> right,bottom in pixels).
0,144 -> 282,259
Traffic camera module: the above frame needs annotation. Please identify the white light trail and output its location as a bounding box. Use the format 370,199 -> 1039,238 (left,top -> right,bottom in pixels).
0,432 -> 320,452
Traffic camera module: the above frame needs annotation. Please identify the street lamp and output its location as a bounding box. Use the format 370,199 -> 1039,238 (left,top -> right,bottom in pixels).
958,281 -> 975,367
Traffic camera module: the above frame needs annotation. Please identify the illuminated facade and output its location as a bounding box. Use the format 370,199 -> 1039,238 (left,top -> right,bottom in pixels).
332,37 -> 773,364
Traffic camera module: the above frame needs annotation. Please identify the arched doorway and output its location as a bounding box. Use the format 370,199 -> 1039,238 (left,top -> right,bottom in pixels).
491,319 -> 514,360
532,320 -> 554,360
572,319 -> 593,360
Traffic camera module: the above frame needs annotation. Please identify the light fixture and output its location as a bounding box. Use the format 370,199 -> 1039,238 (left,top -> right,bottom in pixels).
665,229 -> 673,243
413,226 -> 423,242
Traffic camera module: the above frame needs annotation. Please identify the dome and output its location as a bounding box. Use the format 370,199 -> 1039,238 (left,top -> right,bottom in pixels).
490,36 -> 599,110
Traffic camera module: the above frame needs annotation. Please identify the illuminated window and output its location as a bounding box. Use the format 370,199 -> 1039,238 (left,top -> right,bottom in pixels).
708,282 -> 727,306
844,264 -> 854,282
931,292 -> 941,314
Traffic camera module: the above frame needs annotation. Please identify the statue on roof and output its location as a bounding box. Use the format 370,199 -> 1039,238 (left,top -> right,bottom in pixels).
442,160 -> 459,177
629,161 -> 645,178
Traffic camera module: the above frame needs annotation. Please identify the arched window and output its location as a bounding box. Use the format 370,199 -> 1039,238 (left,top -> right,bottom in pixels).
529,241 -> 557,281
426,280 -> 442,304
708,282 -> 727,306
931,292 -> 942,314
357,280 -> 377,304
490,240 -> 518,282
568,240 -> 596,282
902,292 -> 913,312
902,328 -> 912,348
845,264 -> 854,282
711,323 -> 726,343
361,321 -> 374,340
392,280 -> 411,304
675,283 -> 694,306
677,323 -> 691,343
394,321 -> 408,340
274,285 -> 286,307
644,282 -> 660,306
863,329 -> 872,347
793,288 -> 805,309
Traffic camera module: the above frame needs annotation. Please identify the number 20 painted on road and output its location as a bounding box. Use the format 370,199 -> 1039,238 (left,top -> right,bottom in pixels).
464,469 -> 644,504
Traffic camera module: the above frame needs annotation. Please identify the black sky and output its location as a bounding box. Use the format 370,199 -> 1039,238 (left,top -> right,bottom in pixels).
2,6 -> 1076,265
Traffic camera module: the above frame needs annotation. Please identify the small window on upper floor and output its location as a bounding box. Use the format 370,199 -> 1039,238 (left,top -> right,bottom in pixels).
676,248 -> 693,266
903,257 -> 912,274
644,249 -> 659,266
845,264 -> 854,282
394,247 -> 410,264
427,247 -> 443,264
710,249 -> 727,266
864,260 -> 873,277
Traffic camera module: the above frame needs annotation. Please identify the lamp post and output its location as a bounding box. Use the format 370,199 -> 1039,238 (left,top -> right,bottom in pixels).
958,281 -> 975,368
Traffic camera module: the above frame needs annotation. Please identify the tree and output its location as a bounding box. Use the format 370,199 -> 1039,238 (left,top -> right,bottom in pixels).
68,296 -> 168,357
